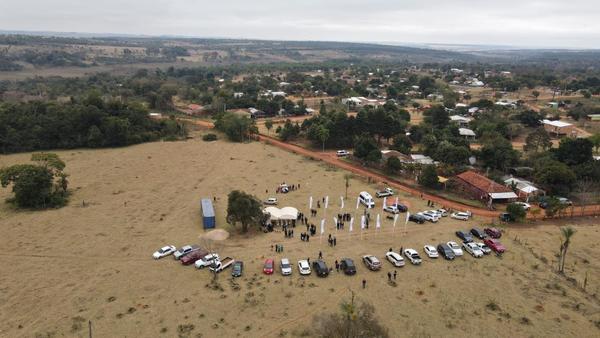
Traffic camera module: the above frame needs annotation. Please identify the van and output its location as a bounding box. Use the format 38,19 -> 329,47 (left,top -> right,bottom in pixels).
358,191 -> 375,208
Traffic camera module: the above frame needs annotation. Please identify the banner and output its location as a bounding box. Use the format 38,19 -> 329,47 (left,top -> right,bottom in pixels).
360,215 -> 365,230
349,217 -> 354,232
309,196 -> 313,210
405,212 -> 410,225
376,214 -> 381,229
395,197 -> 399,206
383,197 -> 387,210
333,217 -> 337,227
320,219 -> 325,234
393,213 -> 399,227
325,196 -> 329,209
356,196 -> 360,209
340,196 -> 344,209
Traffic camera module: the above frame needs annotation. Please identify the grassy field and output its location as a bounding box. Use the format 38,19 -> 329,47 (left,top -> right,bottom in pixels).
1,133 -> 599,337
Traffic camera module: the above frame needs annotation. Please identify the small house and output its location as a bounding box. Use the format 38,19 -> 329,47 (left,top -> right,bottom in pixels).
452,170 -> 517,203
542,119 -> 574,136
459,128 -> 476,139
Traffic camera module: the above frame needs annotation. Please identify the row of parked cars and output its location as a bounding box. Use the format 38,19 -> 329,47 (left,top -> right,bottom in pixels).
152,245 -> 241,275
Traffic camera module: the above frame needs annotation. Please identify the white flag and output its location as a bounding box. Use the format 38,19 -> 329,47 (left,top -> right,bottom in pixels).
320,219 -> 325,234
325,196 -> 329,209
340,196 -> 344,209
356,196 -> 360,209
376,214 -> 381,229
333,217 -> 337,226
395,197 -> 399,206
360,215 -> 366,230
383,197 -> 387,210
349,217 -> 354,232
393,213 -> 399,227
405,212 -> 410,225
309,196 -> 313,209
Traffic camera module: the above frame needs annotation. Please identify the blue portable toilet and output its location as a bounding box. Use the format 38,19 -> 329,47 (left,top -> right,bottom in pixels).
201,198 -> 216,229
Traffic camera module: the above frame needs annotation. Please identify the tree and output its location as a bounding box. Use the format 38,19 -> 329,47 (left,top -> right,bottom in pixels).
558,226 -> 576,273
589,133 -> 600,154
214,112 -> 256,142
555,138 -> 593,166
385,156 -> 402,174
353,135 -> 379,161
390,134 -> 412,154
0,153 -> 69,208
479,136 -> 519,171
524,128 -> 552,153
419,165 -> 439,189
532,90 -> 540,100
316,125 -> 330,152
534,158 -> 577,195
226,190 -> 263,233
517,110 -> 543,127
423,105 -> 449,130
264,119 -> 273,135
506,203 -> 526,222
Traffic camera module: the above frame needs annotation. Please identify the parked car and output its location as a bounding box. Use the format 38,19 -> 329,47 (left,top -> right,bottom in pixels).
455,230 -> 474,243
409,214 -> 426,224
470,227 -> 487,239
376,188 -> 394,198
476,242 -> 492,255
446,241 -> 463,256
450,212 -> 470,221
539,197 -> 572,209
499,212 -> 514,222
423,245 -> 439,258
152,245 -> 176,259
463,242 -> 484,258
174,245 -> 200,260
484,239 -> 506,254
484,227 -> 502,239
263,258 -> 275,275
280,258 -> 292,276
437,243 -> 456,260
383,205 -> 400,214
195,253 -> 220,269
264,197 -> 278,205
336,150 -> 350,157
180,249 -> 209,265
403,249 -> 422,265
298,259 -> 311,275
419,211 -> 439,222
231,261 -> 244,277
210,257 -> 235,273
514,202 -> 531,210
385,251 -> 405,267
436,209 -> 449,217
312,260 -> 329,277
362,255 -> 382,271
340,258 -> 357,275
358,191 -> 375,208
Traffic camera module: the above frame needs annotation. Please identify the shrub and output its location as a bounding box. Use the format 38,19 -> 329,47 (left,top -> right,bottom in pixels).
202,133 -> 218,141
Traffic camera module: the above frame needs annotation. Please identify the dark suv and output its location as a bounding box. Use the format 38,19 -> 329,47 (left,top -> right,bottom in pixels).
340,258 -> 356,275
470,227 -> 487,239
312,260 -> 329,277
409,214 -> 426,224
437,243 -> 456,260
455,230 -> 473,243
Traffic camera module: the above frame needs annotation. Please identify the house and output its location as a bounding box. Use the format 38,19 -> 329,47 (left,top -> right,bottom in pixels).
455,103 -> 468,109
342,97 -> 386,108
495,100 -> 517,109
469,80 -> 485,87
381,150 -> 411,162
504,177 -> 542,200
587,114 -> 600,121
410,154 -> 435,165
542,119 -> 574,136
427,93 -> 444,101
468,107 -> 479,114
269,91 -> 287,98
452,170 -> 517,202
233,92 -> 244,98
450,115 -> 472,127
248,107 -> 267,118
458,128 -> 476,139
547,102 -> 559,109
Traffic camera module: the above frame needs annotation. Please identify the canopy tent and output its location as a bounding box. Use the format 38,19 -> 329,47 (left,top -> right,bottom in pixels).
263,206 -> 298,221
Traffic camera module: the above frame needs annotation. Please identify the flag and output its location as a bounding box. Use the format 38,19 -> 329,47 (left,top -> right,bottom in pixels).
393,213 -> 399,227
325,196 -> 329,209
349,217 -> 354,232
309,196 -> 313,209
340,196 -> 344,209
333,217 -> 337,226
356,196 -> 360,209
320,219 -> 325,234
376,214 -> 381,229
383,197 -> 387,210
405,212 -> 410,225
360,215 -> 365,230
395,197 -> 399,206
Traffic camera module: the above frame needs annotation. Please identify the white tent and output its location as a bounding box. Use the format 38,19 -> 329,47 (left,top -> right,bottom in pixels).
263,206 -> 298,221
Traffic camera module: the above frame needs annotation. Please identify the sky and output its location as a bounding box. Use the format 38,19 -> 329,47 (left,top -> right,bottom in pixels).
1,0 -> 599,49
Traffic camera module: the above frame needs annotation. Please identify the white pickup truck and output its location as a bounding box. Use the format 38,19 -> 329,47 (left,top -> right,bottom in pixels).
209,257 -> 235,273
194,253 -> 220,269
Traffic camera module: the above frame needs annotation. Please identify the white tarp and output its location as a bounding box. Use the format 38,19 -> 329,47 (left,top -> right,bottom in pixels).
488,192 -> 518,200
263,206 -> 298,221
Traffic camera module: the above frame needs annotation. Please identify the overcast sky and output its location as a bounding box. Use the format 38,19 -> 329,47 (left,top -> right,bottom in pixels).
2,0 -> 599,48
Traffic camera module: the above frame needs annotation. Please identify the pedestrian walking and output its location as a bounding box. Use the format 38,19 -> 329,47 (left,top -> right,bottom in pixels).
333,237 -> 337,246
393,271 -> 397,280
387,272 -> 391,281
335,260 -> 339,272
318,251 -> 323,259
362,279 -> 366,289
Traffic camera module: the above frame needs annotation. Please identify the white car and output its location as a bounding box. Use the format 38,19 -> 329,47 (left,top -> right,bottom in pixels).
376,188 -> 394,198
419,211 -> 439,222
476,242 -> 492,255
264,197 -> 278,205
423,245 -> 439,258
280,258 -> 292,276
298,259 -> 311,275
403,249 -> 422,265
436,209 -> 448,217
450,212 -> 470,221
383,205 -> 400,214
513,202 -> 531,210
195,253 -> 220,269
336,150 -> 350,157
385,251 -> 405,267
173,245 -> 200,260
152,245 -> 176,259
446,241 -> 464,256
463,242 -> 484,258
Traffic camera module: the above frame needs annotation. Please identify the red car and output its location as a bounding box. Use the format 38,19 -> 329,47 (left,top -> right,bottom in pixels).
180,250 -> 208,265
484,238 -> 506,254
484,227 -> 502,239
263,258 -> 274,275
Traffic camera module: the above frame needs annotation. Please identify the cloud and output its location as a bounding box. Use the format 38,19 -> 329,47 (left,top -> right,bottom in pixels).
1,0 -> 599,48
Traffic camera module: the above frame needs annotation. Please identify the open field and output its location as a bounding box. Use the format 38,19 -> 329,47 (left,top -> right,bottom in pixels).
1,134 -> 600,337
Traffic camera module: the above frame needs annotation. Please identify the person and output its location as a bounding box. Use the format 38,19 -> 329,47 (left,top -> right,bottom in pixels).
362,279 -> 366,289
307,257 -> 310,264
318,251 -> 322,259
333,237 -> 337,246
387,271 -> 391,281
389,248 -> 392,252
400,246 -> 403,254
271,244 -> 274,251
335,260 -> 339,272
393,271 -> 397,280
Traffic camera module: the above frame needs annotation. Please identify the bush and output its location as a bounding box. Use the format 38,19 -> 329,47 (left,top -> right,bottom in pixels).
202,133 -> 218,141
